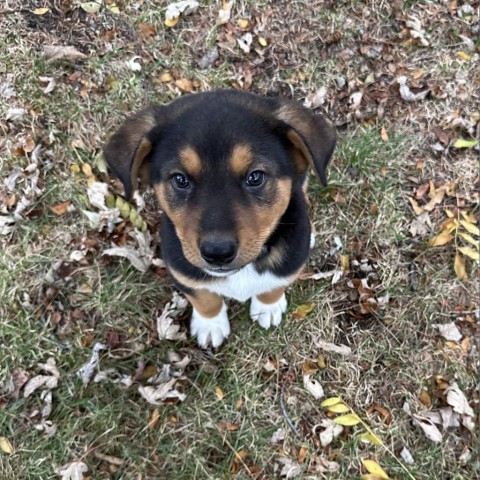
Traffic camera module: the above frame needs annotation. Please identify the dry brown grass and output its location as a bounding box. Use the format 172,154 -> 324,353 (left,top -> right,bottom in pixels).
1,1 -> 478,479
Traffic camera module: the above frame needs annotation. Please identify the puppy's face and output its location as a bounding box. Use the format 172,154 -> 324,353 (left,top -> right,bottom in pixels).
151,107 -> 295,274
104,91 -> 336,274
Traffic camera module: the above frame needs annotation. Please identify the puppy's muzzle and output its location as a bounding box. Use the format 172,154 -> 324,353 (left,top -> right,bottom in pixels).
200,236 -> 238,266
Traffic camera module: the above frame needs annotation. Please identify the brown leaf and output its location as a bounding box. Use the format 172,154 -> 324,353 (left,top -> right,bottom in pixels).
408,197 -> 424,216
298,446 -> 308,463
175,78 -> 194,92
380,126 -> 389,141
137,23 -> 157,37
44,45 -> 87,62
50,201 -> 71,216
419,389 -> 432,408
414,183 -> 430,200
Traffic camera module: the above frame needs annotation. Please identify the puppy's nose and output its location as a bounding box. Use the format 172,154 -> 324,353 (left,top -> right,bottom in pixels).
200,237 -> 238,266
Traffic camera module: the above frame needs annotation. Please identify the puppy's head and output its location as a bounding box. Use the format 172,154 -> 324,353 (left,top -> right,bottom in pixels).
104,91 -> 335,275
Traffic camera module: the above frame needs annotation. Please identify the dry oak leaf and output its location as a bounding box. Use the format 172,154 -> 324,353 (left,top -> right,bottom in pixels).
56,461 -> 88,480
44,45 -> 87,62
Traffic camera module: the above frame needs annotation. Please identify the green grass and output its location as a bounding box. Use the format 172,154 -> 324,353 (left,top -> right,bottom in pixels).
1,1 -> 479,479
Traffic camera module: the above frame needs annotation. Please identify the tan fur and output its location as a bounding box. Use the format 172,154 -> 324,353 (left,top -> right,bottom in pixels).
229,144 -> 253,177
235,178 -> 292,265
256,287 -> 286,304
179,146 -> 202,178
154,184 -> 203,266
186,290 -> 223,318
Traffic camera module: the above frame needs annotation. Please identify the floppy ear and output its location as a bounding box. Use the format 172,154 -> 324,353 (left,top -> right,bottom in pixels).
273,100 -> 336,185
103,107 -> 159,199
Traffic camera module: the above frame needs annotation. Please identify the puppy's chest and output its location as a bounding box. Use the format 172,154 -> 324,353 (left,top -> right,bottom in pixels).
204,264 -> 292,302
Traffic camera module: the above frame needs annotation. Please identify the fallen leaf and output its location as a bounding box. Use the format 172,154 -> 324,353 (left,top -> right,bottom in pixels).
80,2 -> 101,13
358,432 -> 382,446
458,246 -> 479,261
310,455 -> 341,473
454,253 -> 467,281
50,201 -> 71,216
445,382 -> 474,417
459,220 -> 480,236
44,45 -> 87,62
314,340 -> 351,356
23,358 -> 60,397
165,1 -> 199,27
33,7 -> 49,15
408,197 -> 424,216
0,437 -> 13,454
56,461 -> 88,480
412,414 -> 442,443
303,375 -> 324,399
419,390 -> 432,408
321,397 -> 344,408
237,33 -> 253,53
458,231 -> 478,247
197,47 -> 219,70
432,321 -> 463,342
77,343 -> 106,386
138,379 -> 186,405
333,414 -> 361,426
175,78 -> 194,92
214,386 -> 224,400
453,138 -> 477,149
292,303 -> 315,319
400,447 -> 414,465
258,37 -> 268,47
327,403 -> 350,414
126,56 -> 142,72
398,76 -> 429,102
362,459 -> 389,479
217,0 -> 234,25
298,446 -> 308,463
380,126 -> 389,141
428,231 -> 453,247
461,211 -> 477,224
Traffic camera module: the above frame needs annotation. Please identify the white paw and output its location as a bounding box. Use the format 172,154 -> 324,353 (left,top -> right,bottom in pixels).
190,303 -> 230,348
250,294 -> 287,329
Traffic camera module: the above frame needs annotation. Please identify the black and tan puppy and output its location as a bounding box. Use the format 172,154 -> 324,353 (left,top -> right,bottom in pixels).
104,90 -> 335,347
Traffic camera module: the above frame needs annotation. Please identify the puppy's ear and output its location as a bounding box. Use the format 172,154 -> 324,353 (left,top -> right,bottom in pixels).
103,107 -> 159,199
273,100 -> 336,185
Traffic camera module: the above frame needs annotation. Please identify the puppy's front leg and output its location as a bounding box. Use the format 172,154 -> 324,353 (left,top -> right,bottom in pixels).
187,290 -> 230,348
250,287 -> 287,329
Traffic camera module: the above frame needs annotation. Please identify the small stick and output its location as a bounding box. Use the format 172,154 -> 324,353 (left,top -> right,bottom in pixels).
280,370 -> 302,439
223,438 -> 254,477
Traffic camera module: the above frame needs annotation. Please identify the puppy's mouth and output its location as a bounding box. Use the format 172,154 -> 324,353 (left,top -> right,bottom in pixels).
204,267 -> 239,277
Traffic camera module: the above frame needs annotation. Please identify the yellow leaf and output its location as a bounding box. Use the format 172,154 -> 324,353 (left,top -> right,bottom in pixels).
408,197 -> 424,216
159,72 -> 173,83
292,303 -> 315,319
440,217 -> 458,234
320,397 -> 343,408
459,231 -> 478,247
454,253 -> 467,280
362,459 -> 389,479
458,247 -> 480,261
461,211 -> 477,224
80,2 -> 101,14
327,403 -> 350,413
457,51 -> 471,61
445,209 -> 454,218
340,254 -> 350,271
361,475 -> 390,480
33,7 -> 49,15
107,3 -> 120,13
214,386 -> 224,400
70,163 -> 80,174
380,126 -> 389,142
333,413 -> 361,426
428,232 -> 453,247
453,138 -> 477,149
0,437 -> 13,454
237,18 -> 251,30
165,16 -> 179,27
358,432 -> 383,446
258,37 -> 268,47
459,220 -> 480,236
82,163 -> 93,177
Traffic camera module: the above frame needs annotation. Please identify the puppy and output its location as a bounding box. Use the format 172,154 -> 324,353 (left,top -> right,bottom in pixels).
104,90 -> 335,348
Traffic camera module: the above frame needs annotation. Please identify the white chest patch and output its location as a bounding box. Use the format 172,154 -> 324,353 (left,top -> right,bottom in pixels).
204,264 -> 293,302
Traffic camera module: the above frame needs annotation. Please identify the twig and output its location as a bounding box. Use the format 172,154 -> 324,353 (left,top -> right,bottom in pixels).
279,370 -> 302,439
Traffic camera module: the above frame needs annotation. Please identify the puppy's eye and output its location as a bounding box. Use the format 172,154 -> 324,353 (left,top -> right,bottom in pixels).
172,173 -> 190,190
246,170 -> 265,187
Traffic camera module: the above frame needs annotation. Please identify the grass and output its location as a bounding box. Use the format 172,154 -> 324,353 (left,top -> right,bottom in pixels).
1,1 -> 479,479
